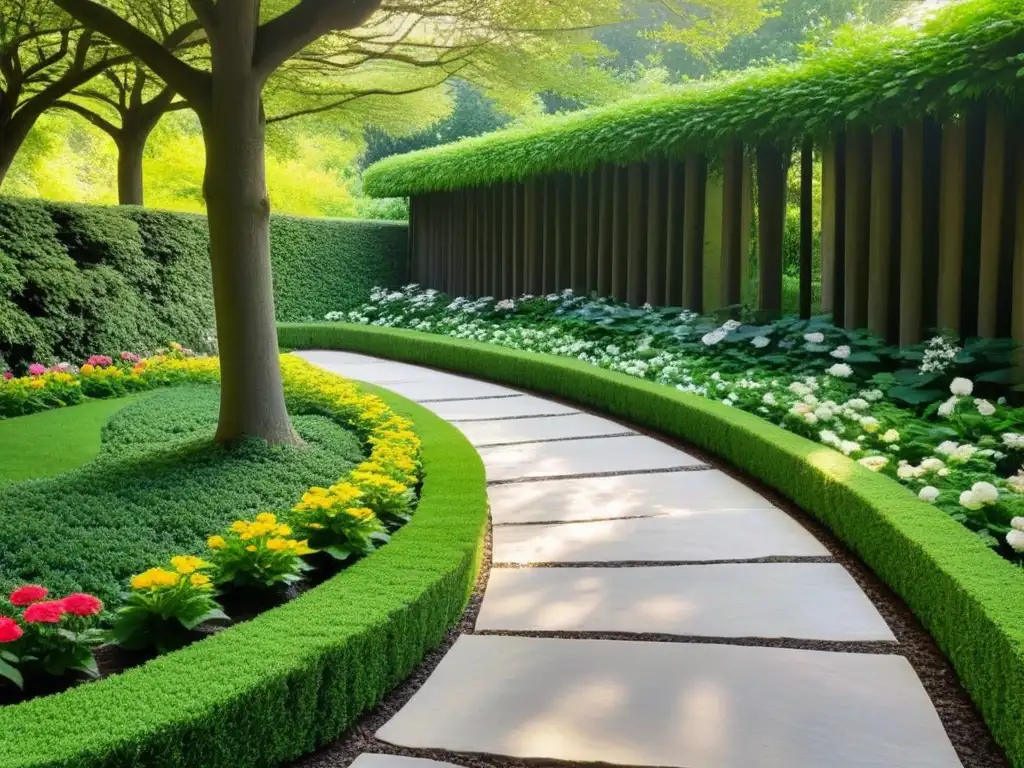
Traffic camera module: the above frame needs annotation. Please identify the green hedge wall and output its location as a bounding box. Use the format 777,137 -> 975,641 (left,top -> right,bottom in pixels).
0,198 -> 407,372
0,381 -> 487,768
363,0 -> 1024,197
279,323 -> 1024,768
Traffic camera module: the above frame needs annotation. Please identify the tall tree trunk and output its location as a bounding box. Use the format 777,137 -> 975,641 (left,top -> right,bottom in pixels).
0,114 -> 38,187
116,130 -> 147,206
201,69 -> 298,445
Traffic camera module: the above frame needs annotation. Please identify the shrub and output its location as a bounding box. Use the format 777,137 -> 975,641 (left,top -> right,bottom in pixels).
206,514 -> 313,590
0,198 -> 409,372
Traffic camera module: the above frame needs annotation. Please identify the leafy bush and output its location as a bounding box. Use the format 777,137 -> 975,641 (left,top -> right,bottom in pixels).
0,198 -> 409,372
0,385 -> 365,603
331,286 -> 1024,560
206,514 -> 313,590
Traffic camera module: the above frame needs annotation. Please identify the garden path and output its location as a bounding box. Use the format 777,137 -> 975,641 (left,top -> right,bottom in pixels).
298,350 -> 963,768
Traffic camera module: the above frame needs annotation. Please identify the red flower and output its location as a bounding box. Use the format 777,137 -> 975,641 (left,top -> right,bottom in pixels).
23,600 -> 65,624
61,593 -> 103,617
0,617 -> 22,643
9,585 -> 48,607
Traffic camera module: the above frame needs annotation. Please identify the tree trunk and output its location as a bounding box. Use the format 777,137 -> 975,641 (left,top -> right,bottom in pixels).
201,70 -> 298,445
116,130 -> 147,206
0,114 -> 38,187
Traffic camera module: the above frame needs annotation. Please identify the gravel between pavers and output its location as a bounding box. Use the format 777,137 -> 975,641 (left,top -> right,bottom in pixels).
292,378 -> 1009,768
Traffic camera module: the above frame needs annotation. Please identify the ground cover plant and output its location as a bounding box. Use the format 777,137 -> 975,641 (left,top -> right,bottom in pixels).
330,285 -> 1024,562
0,352 -> 424,704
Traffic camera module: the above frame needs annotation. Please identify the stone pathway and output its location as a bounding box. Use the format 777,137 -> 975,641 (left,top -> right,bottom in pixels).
298,350 -> 964,768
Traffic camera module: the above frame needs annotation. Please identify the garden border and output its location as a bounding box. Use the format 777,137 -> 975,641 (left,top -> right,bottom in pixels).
0,380 -> 488,768
279,322 -> 1024,768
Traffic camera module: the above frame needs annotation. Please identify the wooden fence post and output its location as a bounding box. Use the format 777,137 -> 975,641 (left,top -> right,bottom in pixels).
665,160 -> 686,306
868,129 -> 895,339
571,173 -> 588,294
611,166 -> 630,301
586,168 -> 601,293
598,165 -> 614,296
900,121 -> 925,345
524,179 -> 542,295
821,134 -> 846,322
555,175 -> 572,291
720,141 -> 744,309
977,107 -> 1007,338
799,139 -> 814,319
756,142 -> 787,317
626,163 -> 648,305
937,118 -> 967,334
683,154 -> 707,313
646,159 -> 669,305
844,128 -> 871,329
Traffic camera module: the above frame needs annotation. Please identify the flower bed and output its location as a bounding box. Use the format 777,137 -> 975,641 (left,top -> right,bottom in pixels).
0,355 -> 421,707
277,320 -> 1024,768
328,286 -> 1024,562
0,368 -> 488,768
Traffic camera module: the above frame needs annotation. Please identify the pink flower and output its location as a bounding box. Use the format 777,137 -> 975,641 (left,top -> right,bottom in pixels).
27,363 -> 46,376
86,355 -> 113,367
23,600 -> 65,624
120,352 -> 140,363
2,371 -> 11,381
61,593 -> 103,617
0,617 -> 22,643
9,585 -> 48,606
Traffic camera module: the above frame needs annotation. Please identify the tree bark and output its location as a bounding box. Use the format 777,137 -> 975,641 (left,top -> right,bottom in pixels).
200,52 -> 298,445
0,112 -> 41,187
116,130 -> 147,206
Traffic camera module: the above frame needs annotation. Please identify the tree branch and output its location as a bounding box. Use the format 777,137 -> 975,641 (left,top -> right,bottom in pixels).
254,0 -> 385,81
55,99 -> 120,138
50,0 -> 210,108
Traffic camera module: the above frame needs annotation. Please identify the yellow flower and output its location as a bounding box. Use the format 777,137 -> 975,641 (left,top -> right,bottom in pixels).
207,535 -> 227,550
230,521 -> 248,533
190,573 -> 212,589
275,524 -> 292,536
80,364 -> 95,375
292,539 -> 316,556
265,537 -> 289,552
131,568 -> 180,590
256,512 -> 277,525
347,506 -> 376,522
246,545 -> 257,552
28,378 -> 46,389
171,555 -> 211,574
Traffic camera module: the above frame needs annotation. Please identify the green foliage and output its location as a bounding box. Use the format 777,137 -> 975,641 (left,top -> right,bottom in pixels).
363,0 -> 1024,197
206,514 -> 313,591
269,217 -> 409,321
279,322 -> 1024,768
0,197 -> 409,371
0,385 -> 364,604
0,385 -> 487,768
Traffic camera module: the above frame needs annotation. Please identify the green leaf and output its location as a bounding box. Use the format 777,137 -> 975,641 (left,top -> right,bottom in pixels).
844,351 -> 880,363
0,658 -> 22,689
887,386 -> 944,405
182,608 -> 230,630
976,368 -> 1015,384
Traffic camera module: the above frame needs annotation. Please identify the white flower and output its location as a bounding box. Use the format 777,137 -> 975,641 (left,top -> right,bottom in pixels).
789,382 -> 812,397
762,393 -> 777,406
959,490 -> 982,510
830,345 -> 851,359
897,464 -> 922,480
938,468 -> 951,477
1009,473 -> 1024,494
804,332 -> 825,343
937,396 -> 958,418
860,389 -> 883,402
859,416 -> 879,433
751,336 -> 771,349
1011,517 -> 1024,532
495,299 -> 516,311
803,394 -> 819,407
839,440 -> 860,456
845,398 -> 869,411
826,363 -> 853,378
819,430 -> 840,446
804,412 -> 818,424
974,398 -> 996,417
920,457 -> 945,472
935,441 -> 959,456
858,456 -> 888,472
949,377 -> 974,396
951,444 -> 977,462
881,429 -> 900,443
814,406 -> 834,421
919,486 -> 939,503
701,329 -> 727,346
1006,530 -> 1024,552
722,319 -> 742,332
1002,433 -> 1024,450
971,481 -> 999,504
790,402 -> 811,415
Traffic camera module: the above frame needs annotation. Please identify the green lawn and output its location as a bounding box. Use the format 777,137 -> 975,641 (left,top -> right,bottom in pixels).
0,395 -> 146,484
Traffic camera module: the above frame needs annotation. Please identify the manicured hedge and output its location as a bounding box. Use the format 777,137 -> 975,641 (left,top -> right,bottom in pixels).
0,198 -> 408,371
0,383 -> 487,768
279,322 -> 1024,768
362,0 -> 1024,197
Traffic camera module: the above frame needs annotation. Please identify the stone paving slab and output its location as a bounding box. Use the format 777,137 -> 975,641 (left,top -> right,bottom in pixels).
489,470 -> 775,524
424,395 -> 577,421
376,635 -> 960,768
380,377 -> 523,402
455,413 -> 634,447
476,564 -> 894,640
493,510 -> 830,563
349,755 -> 459,768
295,351 -> 436,384
479,435 -> 704,482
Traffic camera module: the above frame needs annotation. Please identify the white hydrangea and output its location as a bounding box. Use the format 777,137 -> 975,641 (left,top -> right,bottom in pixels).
789,381 -> 812,397
950,377 -> 974,396
858,455 -> 888,472
1009,471 -> 1024,494
819,430 -> 840,447
762,392 -> 777,406
839,440 -> 860,456
845,398 -> 869,411
804,332 -> 825,343
1002,433 -> 1024,450
1007,530 -> 1024,552
919,486 -> 939,503
959,490 -> 983,510
751,336 -> 771,349
971,481 -> 999,504
975,399 -> 996,417
830,345 -> 851,359
881,429 -> 900,443
921,457 -> 946,472
826,363 -> 853,378
859,416 -> 879,433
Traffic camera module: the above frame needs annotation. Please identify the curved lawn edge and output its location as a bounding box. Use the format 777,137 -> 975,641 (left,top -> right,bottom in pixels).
279,322 -> 1024,767
0,380 -> 488,768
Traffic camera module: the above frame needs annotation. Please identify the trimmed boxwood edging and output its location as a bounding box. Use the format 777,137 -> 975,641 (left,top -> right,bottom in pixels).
279,322 -> 1024,768
0,383 -> 488,768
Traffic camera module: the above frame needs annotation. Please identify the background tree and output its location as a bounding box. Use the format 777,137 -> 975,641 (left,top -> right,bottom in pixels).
0,0 -> 128,183
50,0 -> 627,445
